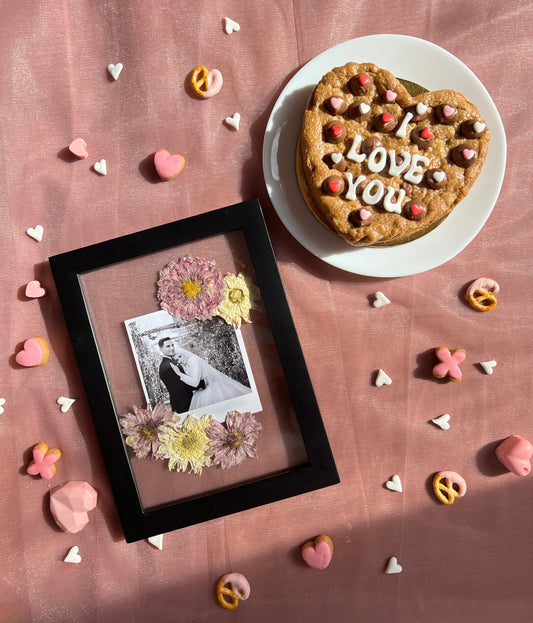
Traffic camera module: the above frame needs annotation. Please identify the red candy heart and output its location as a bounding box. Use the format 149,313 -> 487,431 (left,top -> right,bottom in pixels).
382,113 -> 393,123
421,127 -> 433,140
411,204 -> 423,216
328,180 -> 341,193
331,125 -> 343,137
358,75 -> 370,86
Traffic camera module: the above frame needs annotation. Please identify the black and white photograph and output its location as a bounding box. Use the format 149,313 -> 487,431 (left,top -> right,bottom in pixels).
124,309 -> 262,422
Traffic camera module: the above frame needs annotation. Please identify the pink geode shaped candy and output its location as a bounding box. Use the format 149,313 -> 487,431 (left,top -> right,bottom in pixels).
50,481 -> 98,533
495,435 -> 533,476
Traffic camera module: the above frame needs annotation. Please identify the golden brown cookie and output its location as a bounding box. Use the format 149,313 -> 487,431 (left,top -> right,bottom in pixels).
296,62 -> 490,246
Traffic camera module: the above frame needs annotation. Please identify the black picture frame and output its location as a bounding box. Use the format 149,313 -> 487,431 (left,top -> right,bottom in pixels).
49,199 -> 339,543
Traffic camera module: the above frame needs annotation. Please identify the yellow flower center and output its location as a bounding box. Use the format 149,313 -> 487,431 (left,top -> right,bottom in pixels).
181,278 -> 203,298
140,426 -> 155,441
228,288 -> 245,304
177,429 -> 207,458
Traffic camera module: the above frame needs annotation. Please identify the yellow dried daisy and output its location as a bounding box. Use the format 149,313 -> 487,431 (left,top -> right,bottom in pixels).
215,272 -> 261,328
156,414 -> 213,475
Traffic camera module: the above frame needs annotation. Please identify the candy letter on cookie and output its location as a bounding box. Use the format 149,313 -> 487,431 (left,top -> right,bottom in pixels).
432,347 -> 465,382
154,149 -> 185,180
433,471 -> 466,505
301,535 -> 333,569
27,442 -> 61,480
495,435 -> 533,476
15,337 -> 49,367
50,481 -> 98,533
216,573 -> 250,610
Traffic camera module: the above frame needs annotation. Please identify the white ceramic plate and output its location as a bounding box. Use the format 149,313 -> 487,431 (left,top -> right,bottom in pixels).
262,34 -> 506,277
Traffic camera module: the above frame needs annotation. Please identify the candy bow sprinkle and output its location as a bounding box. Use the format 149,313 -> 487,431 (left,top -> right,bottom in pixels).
27,442 -> 61,480
432,347 -> 466,382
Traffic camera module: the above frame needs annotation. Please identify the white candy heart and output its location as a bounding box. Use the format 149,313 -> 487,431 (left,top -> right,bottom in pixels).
416,102 -> 428,115
148,534 -> 164,550
107,63 -> 123,80
386,474 -> 402,492
385,556 -> 403,574
94,159 -> 107,175
480,360 -> 497,375
64,546 -> 82,564
26,225 -> 44,242
0,398 -> 5,415
373,292 -> 390,308
433,171 -> 446,183
431,413 -> 451,430
359,102 -> 371,114
375,369 -> 392,386
331,152 -> 343,164
473,121 -> 485,134
224,17 -> 240,34
57,396 -> 76,413
225,112 -> 241,131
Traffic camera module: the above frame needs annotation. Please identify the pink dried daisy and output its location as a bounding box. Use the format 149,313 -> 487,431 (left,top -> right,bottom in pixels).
119,403 -> 173,459
206,410 -> 262,469
157,256 -> 225,321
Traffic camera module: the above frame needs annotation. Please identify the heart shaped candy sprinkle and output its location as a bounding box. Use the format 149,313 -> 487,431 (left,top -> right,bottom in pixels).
443,105 -> 456,118
68,138 -> 88,159
385,474 -> 403,492
431,413 -> 451,430
331,125 -> 343,137
473,121 -> 486,134
359,102 -> 371,114
148,534 -> 164,550
224,17 -> 240,34
0,398 -> 6,415
433,171 -> 446,183
225,112 -> 241,130
154,149 -> 186,180
480,360 -> 497,375
16,337 -> 49,367
373,291 -> 390,307
328,180 -> 342,193
385,89 -> 397,103
421,127 -> 433,140
416,102 -> 428,115
329,97 -> 345,112
462,148 -> 476,160
359,209 -> 372,221
358,75 -> 370,86
107,63 -> 123,80
64,545 -> 82,564
331,152 -> 343,164
26,225 -> 44,242
385,556 -> 403,574
410,204 -> 424,216
382,113 -> 393,123
94,159 -> 107,175
25,280 -> 46,298
375,369 -> 392,386
57,396 -> 76,413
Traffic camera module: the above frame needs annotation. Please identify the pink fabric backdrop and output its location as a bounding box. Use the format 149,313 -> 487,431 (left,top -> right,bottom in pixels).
1,1 -> 532,621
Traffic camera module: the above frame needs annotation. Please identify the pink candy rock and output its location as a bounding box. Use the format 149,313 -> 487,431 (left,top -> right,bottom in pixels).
49,481 -> 98,533
495,435 -> 533,476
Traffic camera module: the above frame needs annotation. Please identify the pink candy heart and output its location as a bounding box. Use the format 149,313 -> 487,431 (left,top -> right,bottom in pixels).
384,89 -> 397,103
359,209 -> 372,221
462,148 -> 476,161
329,97 -> 345,112
301,536 -> 333,569
50,481 -> 98,533
69,138 -> 88,159
25,280 -> 46,298
154,149 -> 185,180
16,338 -> 47,367
443,105 -> 456,117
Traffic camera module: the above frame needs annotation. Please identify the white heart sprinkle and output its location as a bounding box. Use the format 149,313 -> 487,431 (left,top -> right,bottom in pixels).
385,556 -> 402,574
431,413 -> 451,430
375,369 -> 392,386
386,475 -> 402,492
107,63 -> 123,80
480,360 -> 497,375
359,102 -> 371,114
416,102 -> 428,115
57,396 -> 76,413
433,171 -> 445,183
0,398 -> 5,415
330,152 -> 343,164
26,225 -> 44,242
94,159 -> 107,176
373,291 -> 390,308
148,534 -> 164,550
473,121 -> 485,134
64,546 -> 82,564
224,17 -> 240,34
225,112 -> 241,131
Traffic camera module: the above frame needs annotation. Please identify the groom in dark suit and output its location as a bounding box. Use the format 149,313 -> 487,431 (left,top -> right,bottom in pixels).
158,337 -> 205,413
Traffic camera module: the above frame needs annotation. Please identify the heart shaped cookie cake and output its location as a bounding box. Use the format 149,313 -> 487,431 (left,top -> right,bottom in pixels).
296,62 -> 490,246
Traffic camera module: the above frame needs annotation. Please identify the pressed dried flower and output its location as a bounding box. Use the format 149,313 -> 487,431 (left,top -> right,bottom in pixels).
157,256 -> 225,321
206,410 -> 262,469
119,403 -> 173,459
215,272 -> 261,328
156,414 -> 213,474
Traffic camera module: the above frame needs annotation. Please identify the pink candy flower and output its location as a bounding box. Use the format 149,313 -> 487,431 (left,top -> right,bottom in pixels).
119,403 -> 173,459
157,256 -> 225,321
206,410 -> 262,469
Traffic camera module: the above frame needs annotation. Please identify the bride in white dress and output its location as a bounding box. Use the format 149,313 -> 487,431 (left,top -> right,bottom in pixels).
171,346 -> 250,410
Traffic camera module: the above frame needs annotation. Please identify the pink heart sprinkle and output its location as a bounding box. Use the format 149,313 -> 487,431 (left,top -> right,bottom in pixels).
385,90 -> 397,103
154,149 -> 185,180
25,280 -> 46,298
443,105 -> 456,117
462,148 -> 476,160
329,97 -> 345,112
15,338 -> 44,367
359,209 -> 372,221
68,138 -> 88,159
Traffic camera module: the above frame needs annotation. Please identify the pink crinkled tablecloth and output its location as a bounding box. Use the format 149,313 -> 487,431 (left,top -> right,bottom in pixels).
1,1 -> 532,621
